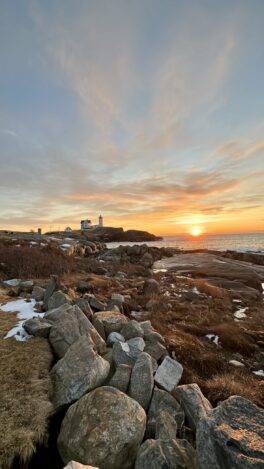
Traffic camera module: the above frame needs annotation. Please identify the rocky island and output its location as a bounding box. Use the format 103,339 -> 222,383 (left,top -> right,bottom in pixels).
46,227 -> 163,243
0,232 -> 263,469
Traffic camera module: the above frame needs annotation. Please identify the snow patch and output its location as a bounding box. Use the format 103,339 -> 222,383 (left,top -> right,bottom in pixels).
206,334 -> 220,346
153,268 -> 167,273
192,287 -> 200,294
229,360 -> 245,367
0,298 -> 44,341
234,307 -> 248,319
233,299 -> 242,303
253,370 -> 264,377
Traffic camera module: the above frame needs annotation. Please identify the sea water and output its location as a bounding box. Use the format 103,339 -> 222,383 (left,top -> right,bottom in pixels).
107,232 -> 264,253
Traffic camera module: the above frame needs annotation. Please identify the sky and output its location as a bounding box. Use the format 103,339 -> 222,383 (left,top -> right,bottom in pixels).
0,0 -> 264,235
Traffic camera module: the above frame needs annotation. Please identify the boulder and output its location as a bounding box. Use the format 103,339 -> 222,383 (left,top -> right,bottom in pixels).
109,364 -> 132,392
92,310 -> 127,336
46,304 -> 106,358
47,290 -> 71,310
140,252 -> 154,268
172,383 -> 212,431
23,317 -> 52,338
135,438 -> 197,469
74,298 -> 93,320
127,337 -> 145,351
196,396 -> 264,469
143,279 -> 160,296
31,285 -> 45,301
107,331 -> 125,346
144,341 -> 167,361
58,386 -> 146,469
89,296 -> 106,311
112,341 -> 142,367
92,316 -> 106,340
154,356 -> 183,392
64,462 -> 98,469
144,330 -> 165,344
155,410 -> 177,440
129,352 -> 154,410
43,275 -> 59,309
51,336 -> 110,411
147,387 -> 184,438
121,320 -> 144,340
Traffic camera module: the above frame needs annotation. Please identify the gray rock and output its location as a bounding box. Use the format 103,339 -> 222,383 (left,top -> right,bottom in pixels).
92,317 -> 106,340
154,356 -> 183,392
144,341 -> 168,361
58,386 -> 146,469
173,383 -> 212,431
107,299 -> 123,313
31,285 -> 45,301
43,275 -> 59,309
129,352 -> 153,410
109,364 -> 132,392
111,293 -> 125,303
140,252 -> 154,268
107,331 -> 125,346
139,320 -> 152,334
127,337 -> 145,351
196,395 -> 264,469
112,341 -> 142,367
46,304 -> 106,358
64,462 -> 99,469
147,387 -> 185,438
92,310 -> 127,336
155,411 -> 177,440
143,279 -> 160,296
144,330 -> 165,344
135,438 -> 197,469
51,336 -> 109,411
47,290 -> 71,310
23,317 -> 51,338
74,298 -> 93,320
121,320 -> 144,340
89,296 -> 106,311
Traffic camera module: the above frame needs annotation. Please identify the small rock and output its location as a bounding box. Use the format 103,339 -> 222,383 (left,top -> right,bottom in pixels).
121,320 -> 144,340
74,298 -> 93,320
111,293 -> 125,303
229,359 -> 245,367
144,341 -> 168,361
144,330 -> 165,344
135,438 -> 197,469
89,297 -> 106,311
43,275 -> 59,309
154,356 -> 183,392
23,317 -> 51,338
112,341 -> 142,367
109,364 -> 132,392
127,337 -> 145,351
143,279 -> 160,296
155,410 -> 177,439
31,285 -> 45,301
47,290 -> 71,310
129,352 -> 154,410
147,387 -> 184,438
93,310 -> 127,336
58,386 -> 146,469
172,383 -> 212,431
107,331 -> 125,346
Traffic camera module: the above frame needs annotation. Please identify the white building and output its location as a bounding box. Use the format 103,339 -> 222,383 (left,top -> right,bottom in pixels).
80,215 -> 103,230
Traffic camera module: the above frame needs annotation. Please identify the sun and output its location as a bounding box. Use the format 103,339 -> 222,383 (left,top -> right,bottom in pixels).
191,227 -> 201,237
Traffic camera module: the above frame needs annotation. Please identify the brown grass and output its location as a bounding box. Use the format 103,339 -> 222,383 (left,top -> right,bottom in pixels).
0,303 -> 54,468
0,243 -> 75,279
204,371 -> 264,407
189,278 -> 226,299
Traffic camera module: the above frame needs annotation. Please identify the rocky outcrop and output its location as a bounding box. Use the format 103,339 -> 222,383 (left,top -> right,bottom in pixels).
173,383 -> 212,431
51,336 -> 110,411
58,386 -> 146,469
196,396 -> 264,468
135,438 -> 197,469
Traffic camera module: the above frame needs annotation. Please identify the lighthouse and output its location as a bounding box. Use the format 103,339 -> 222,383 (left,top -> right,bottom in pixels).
98,214 -> 103,227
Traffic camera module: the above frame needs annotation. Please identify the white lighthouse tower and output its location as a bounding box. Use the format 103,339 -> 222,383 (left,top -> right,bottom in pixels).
98,215 -> 103,227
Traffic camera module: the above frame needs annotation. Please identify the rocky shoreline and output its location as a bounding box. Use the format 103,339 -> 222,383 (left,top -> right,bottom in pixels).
0,238 -> 264,468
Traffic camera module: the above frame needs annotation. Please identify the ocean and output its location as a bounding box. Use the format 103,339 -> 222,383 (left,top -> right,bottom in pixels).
107,232 -> 264,253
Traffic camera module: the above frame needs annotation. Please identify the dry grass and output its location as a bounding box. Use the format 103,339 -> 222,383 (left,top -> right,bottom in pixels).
189,278 -> 226,299
0,243 -> 75,279
0,302 -> 54,468
204,371 -> 264,407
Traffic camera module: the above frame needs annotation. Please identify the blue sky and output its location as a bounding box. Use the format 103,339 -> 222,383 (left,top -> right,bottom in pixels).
0,0 -> 264,234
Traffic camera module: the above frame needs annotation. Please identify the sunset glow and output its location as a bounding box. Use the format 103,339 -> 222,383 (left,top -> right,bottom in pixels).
0,2 -> 263,234
191,227 -> 202,237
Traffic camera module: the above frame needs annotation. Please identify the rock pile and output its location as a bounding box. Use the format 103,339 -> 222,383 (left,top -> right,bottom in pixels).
21,277 -> 264,469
